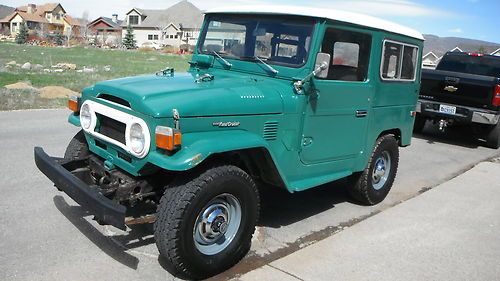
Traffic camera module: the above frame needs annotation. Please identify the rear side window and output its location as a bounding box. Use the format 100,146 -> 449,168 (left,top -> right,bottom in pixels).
381,40 -> 419,81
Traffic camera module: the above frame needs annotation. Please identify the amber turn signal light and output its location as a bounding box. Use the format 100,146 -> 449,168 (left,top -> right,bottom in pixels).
68,96 -> 79,112
156,126 -> 182,151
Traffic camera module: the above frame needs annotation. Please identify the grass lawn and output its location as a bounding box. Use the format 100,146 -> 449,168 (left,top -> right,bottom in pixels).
0,42 -> 191,92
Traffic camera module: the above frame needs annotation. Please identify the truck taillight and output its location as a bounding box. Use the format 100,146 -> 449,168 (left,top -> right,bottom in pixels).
493,85 -> 500,107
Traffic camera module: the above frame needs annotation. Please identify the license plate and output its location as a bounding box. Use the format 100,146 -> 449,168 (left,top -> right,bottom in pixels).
439,104 -> 456,115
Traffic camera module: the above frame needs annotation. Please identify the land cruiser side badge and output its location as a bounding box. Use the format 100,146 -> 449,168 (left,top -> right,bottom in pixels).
213,121 -> 240,128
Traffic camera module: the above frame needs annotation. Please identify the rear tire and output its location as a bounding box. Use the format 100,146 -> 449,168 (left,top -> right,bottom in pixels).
64,130 -> 89,160
348,134 -> 399,205
485,122 -> 500,149
413,114 -> 426,134
154,165 -> 260,279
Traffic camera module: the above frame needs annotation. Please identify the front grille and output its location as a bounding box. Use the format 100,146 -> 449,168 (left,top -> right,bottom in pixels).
97,114 -> 126,144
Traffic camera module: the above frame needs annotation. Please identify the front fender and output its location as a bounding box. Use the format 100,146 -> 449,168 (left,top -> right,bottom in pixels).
149,130 -> 270,171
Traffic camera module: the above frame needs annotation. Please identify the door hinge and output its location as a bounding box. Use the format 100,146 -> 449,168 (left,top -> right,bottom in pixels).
302,137 -> 313,147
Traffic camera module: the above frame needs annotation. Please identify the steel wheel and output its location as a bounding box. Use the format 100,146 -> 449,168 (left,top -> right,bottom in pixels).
372,151 -> 391,190
193,193 -> 242,255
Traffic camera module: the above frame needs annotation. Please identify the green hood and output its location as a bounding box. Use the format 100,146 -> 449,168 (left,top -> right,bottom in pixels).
92,72 -> 285,118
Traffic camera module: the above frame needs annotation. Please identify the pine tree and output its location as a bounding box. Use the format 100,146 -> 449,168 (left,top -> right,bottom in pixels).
54,32 -> 64,46
123,25 -> 136,49
15,22 -> 29,44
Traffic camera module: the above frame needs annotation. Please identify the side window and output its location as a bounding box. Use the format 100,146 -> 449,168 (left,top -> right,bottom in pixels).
320,28 -> 372,82
381,40 -> 418,81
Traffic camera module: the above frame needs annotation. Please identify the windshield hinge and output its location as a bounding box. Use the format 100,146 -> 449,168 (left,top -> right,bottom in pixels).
156,67 -> 174,77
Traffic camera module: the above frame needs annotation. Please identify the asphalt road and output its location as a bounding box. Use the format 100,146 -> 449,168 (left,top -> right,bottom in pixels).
1,109 -> 499,281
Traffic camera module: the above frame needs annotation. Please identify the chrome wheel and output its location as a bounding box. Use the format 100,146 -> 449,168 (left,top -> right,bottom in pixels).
193,193 -> 242,256
372,151 -> 391,190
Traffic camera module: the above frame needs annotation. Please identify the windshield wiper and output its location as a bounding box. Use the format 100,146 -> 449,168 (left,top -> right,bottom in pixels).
253,56 -> 279,75
212,51 -> 232,68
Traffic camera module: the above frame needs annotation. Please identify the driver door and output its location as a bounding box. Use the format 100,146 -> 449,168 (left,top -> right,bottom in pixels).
300,27 -> 373,165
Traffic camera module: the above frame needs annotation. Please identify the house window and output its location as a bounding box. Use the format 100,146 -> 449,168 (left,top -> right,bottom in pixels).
56,13 -> 61,20
129,15 -> 139,25
175,35 -> 178,39
170,35 -> 174,39
148,34 -> 153,40
154,35 -> 159,40
321,28 -> 372,82
381,40 -> 419,81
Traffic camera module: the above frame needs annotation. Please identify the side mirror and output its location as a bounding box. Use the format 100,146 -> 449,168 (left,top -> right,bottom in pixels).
314,52 -> 331,78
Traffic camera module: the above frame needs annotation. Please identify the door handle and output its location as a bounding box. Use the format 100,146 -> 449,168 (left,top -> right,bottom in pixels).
356,110 -> 368,118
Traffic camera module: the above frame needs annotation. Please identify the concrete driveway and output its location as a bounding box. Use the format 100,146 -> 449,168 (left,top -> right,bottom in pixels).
0,109 -> 498,280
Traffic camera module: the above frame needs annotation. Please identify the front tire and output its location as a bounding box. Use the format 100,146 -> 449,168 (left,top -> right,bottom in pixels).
485,122 -> 500,149
349,134 -> 399,205
154,165 -> 260,279
64,130 -> 89,160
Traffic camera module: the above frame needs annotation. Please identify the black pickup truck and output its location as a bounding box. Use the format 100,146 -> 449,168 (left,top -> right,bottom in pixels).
415,51 -> 500,148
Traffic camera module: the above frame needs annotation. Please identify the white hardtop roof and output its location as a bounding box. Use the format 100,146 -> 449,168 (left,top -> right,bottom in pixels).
206,5 -> 424,41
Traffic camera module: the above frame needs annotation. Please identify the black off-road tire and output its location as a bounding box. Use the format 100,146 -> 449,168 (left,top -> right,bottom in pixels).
154,165 -> 260,280
64,130 -> 90,160
348,134 -> 399,205
413,114 -> 426,134
485,122 -> 500,149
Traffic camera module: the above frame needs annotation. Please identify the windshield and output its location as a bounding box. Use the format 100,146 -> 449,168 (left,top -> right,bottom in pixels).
438,54 -> 500,77
199,15 -> 315,67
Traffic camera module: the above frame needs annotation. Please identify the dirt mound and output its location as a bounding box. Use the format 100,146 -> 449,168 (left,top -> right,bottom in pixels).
4,82 -> 37,91
39,86 -> 79,99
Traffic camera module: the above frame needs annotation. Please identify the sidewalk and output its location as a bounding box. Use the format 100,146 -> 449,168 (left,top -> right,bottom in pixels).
238,161 -> 500,281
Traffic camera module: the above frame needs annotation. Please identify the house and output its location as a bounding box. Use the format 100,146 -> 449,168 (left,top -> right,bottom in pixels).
87,14 -> 123,46
63,15 -> 85,39
491,48 -> 500,56
0,3 -> 76,37
422,52 -> 439,69
122,0 -> 203,50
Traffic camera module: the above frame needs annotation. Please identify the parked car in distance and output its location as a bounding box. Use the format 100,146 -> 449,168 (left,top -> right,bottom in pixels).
416,52 -> 500,148
34,6 -> 424,279
141,41 -> 161,50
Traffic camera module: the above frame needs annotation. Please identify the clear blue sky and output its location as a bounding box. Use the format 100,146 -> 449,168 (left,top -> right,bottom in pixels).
3,0 -> 499,43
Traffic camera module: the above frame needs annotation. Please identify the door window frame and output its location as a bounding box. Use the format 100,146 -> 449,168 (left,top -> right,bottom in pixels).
317,25 -> 373,83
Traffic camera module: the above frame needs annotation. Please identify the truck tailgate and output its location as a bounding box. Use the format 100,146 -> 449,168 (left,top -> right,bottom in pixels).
420,69 -> 498,110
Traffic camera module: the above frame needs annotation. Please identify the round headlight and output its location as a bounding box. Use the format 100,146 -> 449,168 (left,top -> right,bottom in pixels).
130,123 -> 145,154
80,103 -> 92,130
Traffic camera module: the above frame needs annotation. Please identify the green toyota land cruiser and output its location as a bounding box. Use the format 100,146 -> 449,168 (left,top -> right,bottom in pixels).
35,6 -> 423,279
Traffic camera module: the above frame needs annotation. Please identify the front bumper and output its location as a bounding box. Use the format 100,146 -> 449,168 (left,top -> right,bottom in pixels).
417,100 -> 500,125
34,147 -> 127,230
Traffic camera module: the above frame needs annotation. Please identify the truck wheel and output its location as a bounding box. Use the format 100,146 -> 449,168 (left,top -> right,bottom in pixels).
154,165 -> 260,279
485,122 -> 500,149
64,130 -> 90,160
413,114 -> 426,133
348,134 -> 399,205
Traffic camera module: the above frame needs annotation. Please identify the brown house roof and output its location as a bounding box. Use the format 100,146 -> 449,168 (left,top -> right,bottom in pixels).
88,17 -> 123,31
64,15 -> 84,27
0,11 -> 49,23
16,3 -> 65,15
0,3 -> 77,25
